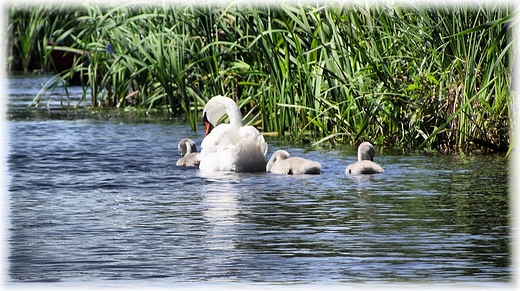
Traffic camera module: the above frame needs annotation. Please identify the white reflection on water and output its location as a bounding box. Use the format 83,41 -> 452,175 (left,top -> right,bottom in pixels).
198,171 -> 241,252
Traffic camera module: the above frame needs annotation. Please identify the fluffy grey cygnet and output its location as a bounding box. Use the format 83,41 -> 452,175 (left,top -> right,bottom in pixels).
176,138 -> 200,167
345,142 -> 383,174
266,150 -> 321,175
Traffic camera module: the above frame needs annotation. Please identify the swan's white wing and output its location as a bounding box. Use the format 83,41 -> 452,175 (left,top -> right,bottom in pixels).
201,124 -> 240,153
199,124 -> 241,172
199,124 -> 268,172
227,126 -> 267,172
231,137 -> 267,172
239,126 -> 268,156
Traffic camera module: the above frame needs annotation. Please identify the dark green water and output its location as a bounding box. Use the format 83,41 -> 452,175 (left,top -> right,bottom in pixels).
4,75 -> 511,287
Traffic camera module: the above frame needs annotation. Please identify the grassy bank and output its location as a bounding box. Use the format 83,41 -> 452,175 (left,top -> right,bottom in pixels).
7,3 -> 517,153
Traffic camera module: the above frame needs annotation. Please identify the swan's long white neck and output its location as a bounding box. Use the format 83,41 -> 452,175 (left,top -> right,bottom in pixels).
204,96 -> 243,128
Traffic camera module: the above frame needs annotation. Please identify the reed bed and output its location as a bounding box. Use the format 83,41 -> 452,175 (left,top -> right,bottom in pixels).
7,3 -> 516,153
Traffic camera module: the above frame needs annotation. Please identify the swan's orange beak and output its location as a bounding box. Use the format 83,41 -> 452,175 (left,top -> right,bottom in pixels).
204,121 -> 213,136
203,114 -> 214,136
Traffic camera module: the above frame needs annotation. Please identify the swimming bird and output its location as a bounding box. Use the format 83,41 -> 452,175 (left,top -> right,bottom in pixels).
345,142 -> 384,174
266,150 -> 321,175
199,95 -> 268,172
176,138 -> 200,167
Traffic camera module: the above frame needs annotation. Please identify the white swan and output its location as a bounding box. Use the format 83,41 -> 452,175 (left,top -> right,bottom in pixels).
176,138 -> 200,167
266,150 -> 321,175
199,95 -> 268,172
345,142 -> 384,174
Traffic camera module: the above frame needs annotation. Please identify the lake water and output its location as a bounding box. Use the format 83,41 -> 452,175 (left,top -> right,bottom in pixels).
3,75 -> 513,289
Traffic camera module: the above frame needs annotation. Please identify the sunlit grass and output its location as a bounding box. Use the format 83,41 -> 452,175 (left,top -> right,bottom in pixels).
7,2 -> 516,153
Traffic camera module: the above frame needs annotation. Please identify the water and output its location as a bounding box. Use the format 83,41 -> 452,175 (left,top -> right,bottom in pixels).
4,75 -> 512,287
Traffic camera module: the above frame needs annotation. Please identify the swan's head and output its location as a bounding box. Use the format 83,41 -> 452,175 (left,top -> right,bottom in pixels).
358,142 -> 376,161
202,96 -> 243,136
178,138 -> 197,156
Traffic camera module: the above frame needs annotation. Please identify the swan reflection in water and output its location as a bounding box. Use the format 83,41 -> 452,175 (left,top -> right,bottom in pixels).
197,171 -> 241,254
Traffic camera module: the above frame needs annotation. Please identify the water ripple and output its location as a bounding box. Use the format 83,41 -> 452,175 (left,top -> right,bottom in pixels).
6,119 -> 511,284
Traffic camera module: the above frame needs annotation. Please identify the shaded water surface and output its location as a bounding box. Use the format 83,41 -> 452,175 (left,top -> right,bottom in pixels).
5,76 -> 511,286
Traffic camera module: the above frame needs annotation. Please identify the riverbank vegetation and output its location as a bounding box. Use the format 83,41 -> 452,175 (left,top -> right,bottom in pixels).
7,3 -> 517,153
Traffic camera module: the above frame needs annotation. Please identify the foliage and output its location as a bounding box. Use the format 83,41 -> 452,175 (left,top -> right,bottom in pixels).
6,3 -> 517,152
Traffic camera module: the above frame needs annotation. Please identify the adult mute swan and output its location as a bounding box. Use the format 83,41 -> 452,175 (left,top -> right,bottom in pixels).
199,96 -> 268,172
267,150 -> 321,175
345,142 -> 384,174
176,138 -> 200,167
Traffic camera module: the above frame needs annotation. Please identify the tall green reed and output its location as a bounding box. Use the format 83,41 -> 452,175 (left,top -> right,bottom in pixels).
7,4 -> 82,72
9,3 -> 516,152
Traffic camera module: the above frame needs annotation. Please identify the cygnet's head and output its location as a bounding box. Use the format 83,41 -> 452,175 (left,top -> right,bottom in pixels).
266,150 -> 291,172
178,138 -> 197,156
358,142 -> 376,161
